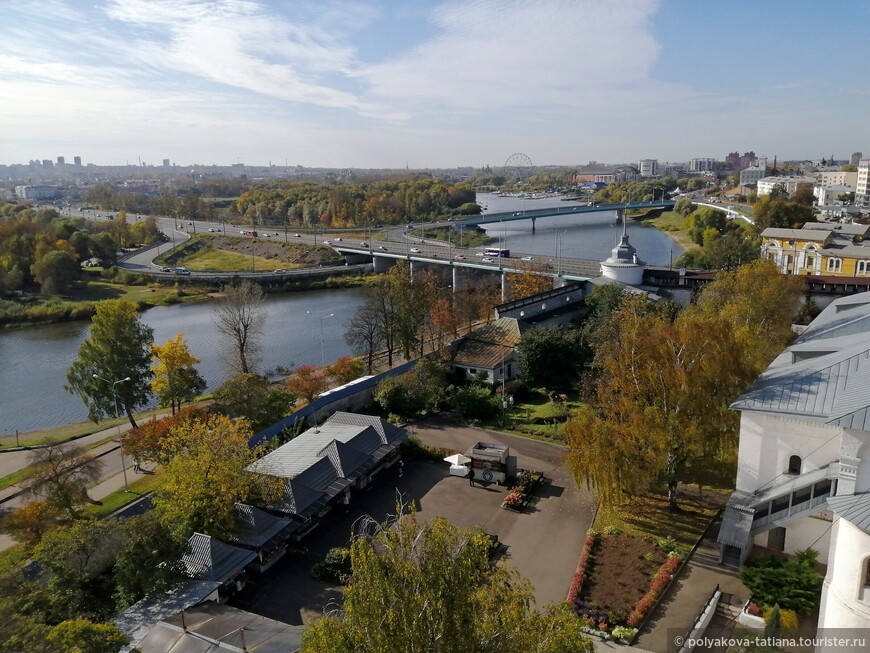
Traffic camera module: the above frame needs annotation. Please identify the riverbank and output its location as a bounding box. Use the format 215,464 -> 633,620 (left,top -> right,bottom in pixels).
634,210 -> 699,252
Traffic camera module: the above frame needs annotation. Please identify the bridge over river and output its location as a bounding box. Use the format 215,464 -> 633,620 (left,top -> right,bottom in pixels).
457,199 -> 675,231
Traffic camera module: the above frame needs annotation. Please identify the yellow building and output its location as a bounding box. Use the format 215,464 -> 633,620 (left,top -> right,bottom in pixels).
760,223 -> 870,277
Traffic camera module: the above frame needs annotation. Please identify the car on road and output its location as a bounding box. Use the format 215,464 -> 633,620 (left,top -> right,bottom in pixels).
263,233 -> 270,237
334,237 -> 342,241
360,242 -> 368,247
273,269 -> 288,274
410,248 -> 420,253
482,257 -> 493,263
174,267 -> 191,275
474,251 -> 485,257
454,254 -> 465,260
294,233 -> 301,237
240,230 -> 246,234
208,228 -> 215,232
378,246 -> 387,250
323,240 -> 331,244
521,256 -> 533,261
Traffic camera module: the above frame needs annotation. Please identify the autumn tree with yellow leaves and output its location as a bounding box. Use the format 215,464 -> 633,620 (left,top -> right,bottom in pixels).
151,333 -> 206,415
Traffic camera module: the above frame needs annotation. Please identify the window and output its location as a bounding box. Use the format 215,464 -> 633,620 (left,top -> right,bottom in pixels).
805,257 -> 815,268
858,260 -> 870,276
787,455 -> 802,475
827,258 -> 842,273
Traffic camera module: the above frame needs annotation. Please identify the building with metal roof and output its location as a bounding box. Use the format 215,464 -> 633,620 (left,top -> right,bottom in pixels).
246,413 -> 406,530
445,317 -> 524,383
223,503 -> 297,572
182,533 -> 256,601
718,292 -> 870,636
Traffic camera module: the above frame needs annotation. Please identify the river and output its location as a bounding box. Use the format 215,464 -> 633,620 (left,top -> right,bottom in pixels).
0,194 -> 682,433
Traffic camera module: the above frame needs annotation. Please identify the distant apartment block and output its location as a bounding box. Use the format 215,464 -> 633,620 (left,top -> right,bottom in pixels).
726,150 -> 757,170
739,164 -> 767,187
14,184 -> 59,200
857,160 -> 870,207
815,170 -> 858,189
756,175 -> 817,197
41,159 -> 53,169
689,157 -> 716,172
56,156 -> 65,165
73,156 -> 82,167
163,159 -> 171,167
638,159 -> 659,177
850,152 -> 863,167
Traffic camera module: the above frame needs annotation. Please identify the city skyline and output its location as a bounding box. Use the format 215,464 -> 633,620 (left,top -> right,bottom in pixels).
1,0 -> 868,168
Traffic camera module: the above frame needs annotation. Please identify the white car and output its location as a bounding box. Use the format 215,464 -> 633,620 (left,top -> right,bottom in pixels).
482,257 -> 494,263
521,256 -> 533,261
474,251 -> 485,257
410,248 -> 421,253
294,233 -> 301,237
208,228 -> 215,232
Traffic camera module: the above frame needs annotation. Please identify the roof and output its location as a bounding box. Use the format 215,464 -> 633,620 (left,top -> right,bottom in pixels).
324,411 -> 406,446
802,222 -> 870,236
717,501 -> 754,549
731,292 -> 870,430
761,228 -> 832,242
449,317 -> 522,370
135,602 -> 304,653
182,533 -> 257,583
115,579 -> 221,652
224,503 -> 294,549
827,493 -> 870,534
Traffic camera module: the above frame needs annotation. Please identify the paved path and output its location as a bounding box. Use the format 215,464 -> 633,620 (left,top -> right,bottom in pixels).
635,517 -> 750,653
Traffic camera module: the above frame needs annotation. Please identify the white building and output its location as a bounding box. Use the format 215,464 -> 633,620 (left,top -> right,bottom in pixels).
638,159 -> 659,177
13,184 -> 59,200
857,160 -> 870,207
815,170 -> 858,189
718,294 -> 870,641
600,217 -> 645,285
689,158 -> 717,173
756,175 -> 817,197
814,184 -> 855,207
739,164 -> 767,188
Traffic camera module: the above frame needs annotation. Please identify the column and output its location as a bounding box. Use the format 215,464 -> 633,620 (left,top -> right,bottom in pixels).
452,265 -> 459,292
501,272 -> 507,301
409,260 -> 414,280
531,217 -> 536,233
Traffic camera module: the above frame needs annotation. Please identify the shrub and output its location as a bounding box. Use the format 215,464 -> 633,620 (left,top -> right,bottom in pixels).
611,626 -> 637,642
310,547 -> 352,584
568,532 -> 599,602
764,605 -> 799,630
626,554 -> 683,628
740,548 -> 823,616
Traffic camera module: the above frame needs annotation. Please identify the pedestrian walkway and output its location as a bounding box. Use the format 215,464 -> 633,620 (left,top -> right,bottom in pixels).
635,518 -> 749,653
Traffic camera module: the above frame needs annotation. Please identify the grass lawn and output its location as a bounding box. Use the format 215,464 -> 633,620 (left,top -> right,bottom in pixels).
636,211 -> 698,251
495,390 -> 583,444
182,246 -> 295,272
76,280 -> 210,305
82,472 -> 162,519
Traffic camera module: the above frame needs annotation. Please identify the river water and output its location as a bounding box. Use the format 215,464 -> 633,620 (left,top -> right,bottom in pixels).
0,194 -> 682,433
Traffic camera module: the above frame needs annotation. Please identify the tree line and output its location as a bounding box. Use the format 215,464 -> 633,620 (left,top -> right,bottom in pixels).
0,204 -> 160,295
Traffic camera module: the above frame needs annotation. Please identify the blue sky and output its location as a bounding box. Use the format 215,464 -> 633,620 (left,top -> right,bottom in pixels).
1,0 -> 867,168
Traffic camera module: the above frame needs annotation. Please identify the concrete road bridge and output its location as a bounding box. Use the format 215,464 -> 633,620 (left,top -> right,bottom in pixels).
457,200 -> 675,232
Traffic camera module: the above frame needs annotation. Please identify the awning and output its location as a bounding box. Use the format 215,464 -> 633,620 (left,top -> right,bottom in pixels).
444,453 -> 472,466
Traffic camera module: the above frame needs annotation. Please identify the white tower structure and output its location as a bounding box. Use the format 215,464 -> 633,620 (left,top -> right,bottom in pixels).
600,214 -> 645,285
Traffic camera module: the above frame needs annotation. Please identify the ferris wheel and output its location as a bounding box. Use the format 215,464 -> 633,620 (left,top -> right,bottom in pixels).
503,153 -> 533,182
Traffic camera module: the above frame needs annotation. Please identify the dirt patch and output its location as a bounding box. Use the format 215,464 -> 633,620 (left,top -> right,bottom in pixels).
580,533 -> 666,620
207,235 -> 341,266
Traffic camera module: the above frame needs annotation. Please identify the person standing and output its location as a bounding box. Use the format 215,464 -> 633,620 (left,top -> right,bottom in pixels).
468,466 -> 475,486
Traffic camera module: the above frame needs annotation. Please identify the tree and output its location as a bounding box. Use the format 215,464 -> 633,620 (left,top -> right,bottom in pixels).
753,198 -> 816,232
516,326 -> 587,390
452,385 -> 500,421
328,356 -> 364,385
791,182 -> 815,206
121,407 -> 208,467
213,280 -> 265,374
151,333 -> 206,415
345,294 -> 384,373
46,618 -> 128,653
153,413 -> 282,539
0,597 -> 50,653
285,365 -> 328,405
301,512 -> 592,653
673,197 -> 696,216
0,500 -> 60,545
32,519 -> 122,621
507,270 -> 552,301
113,513 -> 188,609
740,549 -> 823,615
383,262 -> 427,361
24,443 -> 104,518
212,373 -> 295,428
31,250 -> 80,295
66,299 -> 154,428
373,360 -> 448,418
687,206 -> 727,245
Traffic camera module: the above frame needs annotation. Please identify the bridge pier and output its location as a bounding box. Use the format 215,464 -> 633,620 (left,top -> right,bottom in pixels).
531,217 -> 536,233
409,259 -> 414,280
372,255 -> 396,273
501,272 -> 507,301
452,265 -> 459,292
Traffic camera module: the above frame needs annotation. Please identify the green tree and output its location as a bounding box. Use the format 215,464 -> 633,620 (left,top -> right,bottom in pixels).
0,597 -> 50,653
212,373 -> 295,428
673,197 -> 696,216
687,206 -> 727,245
791,182 -> 815,206
46,618 -> 128,653
373,360 -> 448,418
516,326 -> 587,390
740,549 -> 823,615
151,333 -> 207,415
301,513 -> 592,653
753,198 -> 816,232
66,299 -> 154,428
31,250 -> 80,295
452,385 -> 500,421
32,520 -> 122,621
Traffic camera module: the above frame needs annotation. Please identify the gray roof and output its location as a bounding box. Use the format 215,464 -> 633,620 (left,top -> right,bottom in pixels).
802,222 -> 870,236
135,602 -> 303,653
761,228 -> 832,242
717,501 -> 754,549
827,493 -> 870,534
224,503 -> 294,549
182,533 -> 257,583
731,292 -> 870,430
324,411 -> 407,446
115,579 -> 221,652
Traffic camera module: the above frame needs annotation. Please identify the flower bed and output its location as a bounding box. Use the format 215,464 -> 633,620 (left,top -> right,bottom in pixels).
568,531 -> 684,642
626,553 -> 683,627
500,469 -> 545,511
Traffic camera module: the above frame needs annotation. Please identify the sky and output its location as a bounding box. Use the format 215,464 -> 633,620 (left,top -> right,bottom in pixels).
1,0 -> 868,169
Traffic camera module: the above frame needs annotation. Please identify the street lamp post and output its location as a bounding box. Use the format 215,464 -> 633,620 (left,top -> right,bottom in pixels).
307,311 -> 335,367
93,374 -> 131,491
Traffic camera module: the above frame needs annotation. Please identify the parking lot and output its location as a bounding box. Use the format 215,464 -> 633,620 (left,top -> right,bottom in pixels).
231,419 -> 596,625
